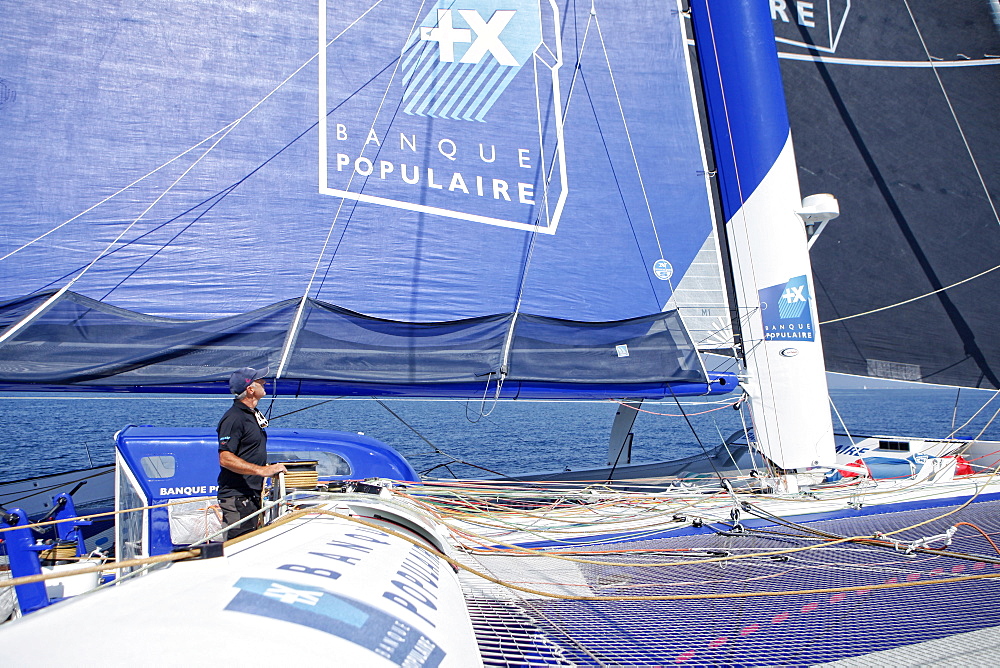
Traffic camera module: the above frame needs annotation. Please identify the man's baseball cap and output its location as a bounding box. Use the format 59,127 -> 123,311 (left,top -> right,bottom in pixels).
228,366 -> 269,395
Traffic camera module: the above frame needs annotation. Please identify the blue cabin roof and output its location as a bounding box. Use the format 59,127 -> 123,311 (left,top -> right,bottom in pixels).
115,425 -> 420,503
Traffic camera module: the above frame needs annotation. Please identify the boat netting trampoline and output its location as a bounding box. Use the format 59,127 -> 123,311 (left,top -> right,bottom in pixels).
449,494 -> 1000,666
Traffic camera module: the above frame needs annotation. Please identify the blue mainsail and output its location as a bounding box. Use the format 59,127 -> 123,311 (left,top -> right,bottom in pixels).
0,1 -> 733,396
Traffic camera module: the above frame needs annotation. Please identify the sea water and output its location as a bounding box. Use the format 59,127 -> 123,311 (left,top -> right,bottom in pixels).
1,388 -> 999,483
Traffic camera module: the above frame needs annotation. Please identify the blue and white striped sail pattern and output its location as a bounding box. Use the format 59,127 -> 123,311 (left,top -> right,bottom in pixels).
0,0 -> 733,396
399,2 -> 539,121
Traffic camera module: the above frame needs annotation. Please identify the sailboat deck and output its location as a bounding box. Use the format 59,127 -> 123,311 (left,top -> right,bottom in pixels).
428,483 -> 1000,666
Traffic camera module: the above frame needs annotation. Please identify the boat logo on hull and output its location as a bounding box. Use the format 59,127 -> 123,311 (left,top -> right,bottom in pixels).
226,577 -> 446,667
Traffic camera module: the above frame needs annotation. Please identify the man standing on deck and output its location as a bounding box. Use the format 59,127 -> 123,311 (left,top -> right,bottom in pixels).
217,366 -> 286,539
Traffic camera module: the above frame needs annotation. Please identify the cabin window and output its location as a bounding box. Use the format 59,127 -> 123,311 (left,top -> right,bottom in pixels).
269,451 -> 352,477
140,455 -> 176,478
878,440 -> 910,452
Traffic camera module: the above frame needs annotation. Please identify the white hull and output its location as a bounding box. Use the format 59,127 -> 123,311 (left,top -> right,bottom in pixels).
1,495 -> 482,667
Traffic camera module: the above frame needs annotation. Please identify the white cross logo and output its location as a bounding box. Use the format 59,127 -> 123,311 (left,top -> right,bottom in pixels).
781,286 -> 806,304
420,9 -> 518,66
263,583 -> 322,606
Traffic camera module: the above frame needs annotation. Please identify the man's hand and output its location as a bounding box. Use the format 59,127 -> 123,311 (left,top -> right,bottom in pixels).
262,463 -> 288,477
220,451 -> 287,478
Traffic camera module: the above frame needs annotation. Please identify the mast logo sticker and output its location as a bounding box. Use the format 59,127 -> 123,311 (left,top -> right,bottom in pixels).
759,275 -> 815,341
319,0 -> 568,234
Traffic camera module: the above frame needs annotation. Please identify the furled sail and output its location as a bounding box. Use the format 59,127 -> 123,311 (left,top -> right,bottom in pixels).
0,1 -> 734,396
775,0 -> 1000,389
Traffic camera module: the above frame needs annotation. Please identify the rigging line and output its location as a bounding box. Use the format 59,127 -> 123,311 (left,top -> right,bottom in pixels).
951,387 -> 961,432
559,3 -> 596,128
947,388 -> 1000,439
0,123 -> 237,265
32,205 -> 216,293
532,52 -> 555,230
819,258 -> 1000,326
592,10 -> 665,261
100,81 -> 375,302
576,68 -> 660,305
972,401 -> 1000,442
373,398 -> 509,477
96,186 -> 239,304
667,384 -> 727,487
693,317 -> 737,347
711,418 -> 747,479
820,2 -> 1000,327
278,67 -> 405,330
0,117 -> 245,348
278,3 -> 428,381
493,11 -> 572,387
776,52 -> 1000,68
736,394 -> 767,475
268,398 -> 338,421
828,395 -> 856,447
475,373 -> 503,420
31,68 -> 380,300
743,502 -> 1000,564
313,47 -> 435,299
3,13 -> 396,344
535,3 -> 591,199
0,2 -> 385,267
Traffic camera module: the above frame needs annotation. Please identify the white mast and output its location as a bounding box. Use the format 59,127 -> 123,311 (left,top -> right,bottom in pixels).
690,0 -> 836,471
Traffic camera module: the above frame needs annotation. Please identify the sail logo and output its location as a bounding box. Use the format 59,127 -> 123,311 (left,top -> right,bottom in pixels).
771,0 -> 850,54
419,9 -> 518,65
402,2 -> 542,121
759,275 -> 816,341
319,0 -> 568,234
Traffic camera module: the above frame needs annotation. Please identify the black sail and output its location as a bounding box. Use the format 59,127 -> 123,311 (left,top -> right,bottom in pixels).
776,0 -> 1000,389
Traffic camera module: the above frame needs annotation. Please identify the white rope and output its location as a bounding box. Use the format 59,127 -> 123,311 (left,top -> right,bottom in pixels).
946,388 -> 1000,439
821,263 -> 1000,325
823,1 -> 1000,326
559,5 -> 595,127
829,395 -> 857,447
533,52 -> 554,229
493,1 -> 568,393
777,53 -> 1000,68
0,124 -> 236,264
0,123 -> 244,346
892,525 -> 957,554
1,4 -> 383,266
592,9 -> 665,262
972,400 -> 1000,442
1,1 -> 390,350
276,0 -> 425,380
